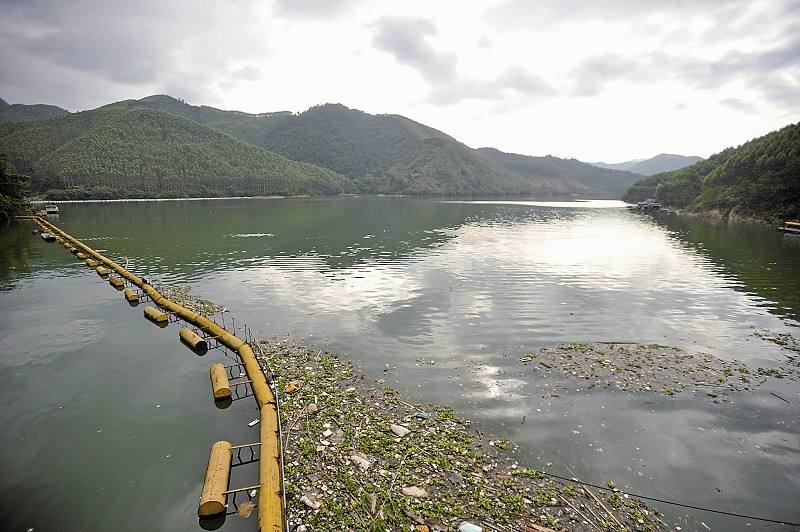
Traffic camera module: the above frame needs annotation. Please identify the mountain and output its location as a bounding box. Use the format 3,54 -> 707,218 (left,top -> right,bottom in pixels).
0,106 -> 348,199
0,99 -> 69,122
590,160 -> 643,172
628,154 -> 703,175
476,148 -> 641,198
591,154 -> 702,175
623,123 -> 800,222
0,94 -> 645,198
115,96 -> 640,197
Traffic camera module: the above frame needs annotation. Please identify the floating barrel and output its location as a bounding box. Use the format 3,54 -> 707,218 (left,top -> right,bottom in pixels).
76,252 -> 87,260
85,259 -> 99,268
108,276 -> 125,289
143,305 -> 169,325
180,327 -> 208,353
123,288 -> 139,302
96,266 -> 111,277
209,363 -> 232,400
62,242 -> 72,249
198,441 -> 232,518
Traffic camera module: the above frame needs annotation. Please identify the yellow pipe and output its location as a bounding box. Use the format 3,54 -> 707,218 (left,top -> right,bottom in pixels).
180,327 -> 208,352
144,305 -> 169,325
209,363 -> 232,400
31,217 -> 285,531
123,287 -> 139,302
198,440 -> 232,517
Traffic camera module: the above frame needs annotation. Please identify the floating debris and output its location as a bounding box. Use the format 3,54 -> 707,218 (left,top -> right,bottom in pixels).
517,342 -> 799,402
256,340 -> 665,531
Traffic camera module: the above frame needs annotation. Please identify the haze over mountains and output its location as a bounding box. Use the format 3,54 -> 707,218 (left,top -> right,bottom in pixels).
591,154 -> 703,175
0,95 -> 642,199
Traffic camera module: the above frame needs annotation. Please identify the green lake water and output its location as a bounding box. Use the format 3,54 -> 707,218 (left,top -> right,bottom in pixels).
1,197 -> 798,531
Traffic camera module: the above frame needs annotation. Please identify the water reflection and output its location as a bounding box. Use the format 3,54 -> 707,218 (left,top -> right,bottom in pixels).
2,197 -> 800,530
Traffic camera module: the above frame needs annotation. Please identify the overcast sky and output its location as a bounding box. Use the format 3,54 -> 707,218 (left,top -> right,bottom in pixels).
1,0 -> 798,162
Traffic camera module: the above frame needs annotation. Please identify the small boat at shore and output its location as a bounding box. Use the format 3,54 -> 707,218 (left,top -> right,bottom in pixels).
778,220 -> 800,234
45,204 -> 59,214
630,199 -> 661,211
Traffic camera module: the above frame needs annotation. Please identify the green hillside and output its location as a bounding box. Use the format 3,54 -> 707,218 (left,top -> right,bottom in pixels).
0,99 -> 69,122
0,106 -> 349,199
119,96 -> 640,197
477,148 -> 641,198
0,94 -> 646,198
628,154 -> 703,175
623,123 -> 800,222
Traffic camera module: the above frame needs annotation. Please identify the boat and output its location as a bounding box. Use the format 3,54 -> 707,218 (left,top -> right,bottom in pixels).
633,199 -> 662,211
40,232 -> 56,242
778,220 -> 800,234
45,204 -> 59,214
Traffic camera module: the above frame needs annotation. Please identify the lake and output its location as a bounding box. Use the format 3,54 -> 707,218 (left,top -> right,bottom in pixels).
1,196 -> 798,531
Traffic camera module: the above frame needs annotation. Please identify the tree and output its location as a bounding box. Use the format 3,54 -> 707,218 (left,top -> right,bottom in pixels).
0,153 -> 30,224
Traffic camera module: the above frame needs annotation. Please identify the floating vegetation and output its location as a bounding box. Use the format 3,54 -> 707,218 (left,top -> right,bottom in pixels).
518,343 -> 798,402
752,328 -> 800,357
256,340 -> 664,531
154,284 -> 226,315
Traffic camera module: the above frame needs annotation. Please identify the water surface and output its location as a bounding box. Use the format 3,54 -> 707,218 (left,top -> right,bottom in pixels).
1,197 -> 798,531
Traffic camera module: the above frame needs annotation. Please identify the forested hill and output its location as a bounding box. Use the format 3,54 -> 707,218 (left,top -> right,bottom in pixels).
477,148 -> 640,198
623,123 -> 800,222
113,95 -> 641,197
0,94 -> 642,198
0,99 -> 69,122
591,154 -> 702,175
0,106 -> 349,199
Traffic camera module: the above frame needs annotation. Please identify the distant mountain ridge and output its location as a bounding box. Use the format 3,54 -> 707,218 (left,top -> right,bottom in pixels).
591,154 -> 702,175
0,105 -> 348,199
0,99 -> 69,122
0,94 -> 642,199
118,95 -> 642,197
623,123 -> 800,222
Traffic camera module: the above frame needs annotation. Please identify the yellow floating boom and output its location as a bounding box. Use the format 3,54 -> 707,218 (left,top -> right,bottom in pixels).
198,440 -> 233,517
210,363 -> 232,400
30,216 -> 285,532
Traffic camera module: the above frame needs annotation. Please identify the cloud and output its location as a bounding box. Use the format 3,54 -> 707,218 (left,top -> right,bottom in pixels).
231,64 -> 262,82
372,16 -> 457,85
567,38 -> 800,112
720,98 -> 755,113
569,54 -> 639,97
0,0 -> 271,110
272,0 -> 354,19
373,16 -> 552,105
485,0 -> 754,29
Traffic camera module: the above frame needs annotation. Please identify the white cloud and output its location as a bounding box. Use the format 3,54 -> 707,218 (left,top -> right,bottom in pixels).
0,0 -> 798,161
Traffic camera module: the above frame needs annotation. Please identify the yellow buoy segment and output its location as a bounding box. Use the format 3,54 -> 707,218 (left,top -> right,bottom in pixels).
28,216 -> 285,532
210,363 -> 232,400
108,276 -> 125,289
96,266 -> 111,277
180,327 -> 208,353
85,259 -> 99,268
123,288 -> 139,302
76,252 -> 87,260
143,305 -> 169,325
198,440 -> 232,518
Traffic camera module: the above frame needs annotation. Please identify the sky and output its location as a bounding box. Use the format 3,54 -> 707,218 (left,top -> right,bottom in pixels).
1,0 -> 798,162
